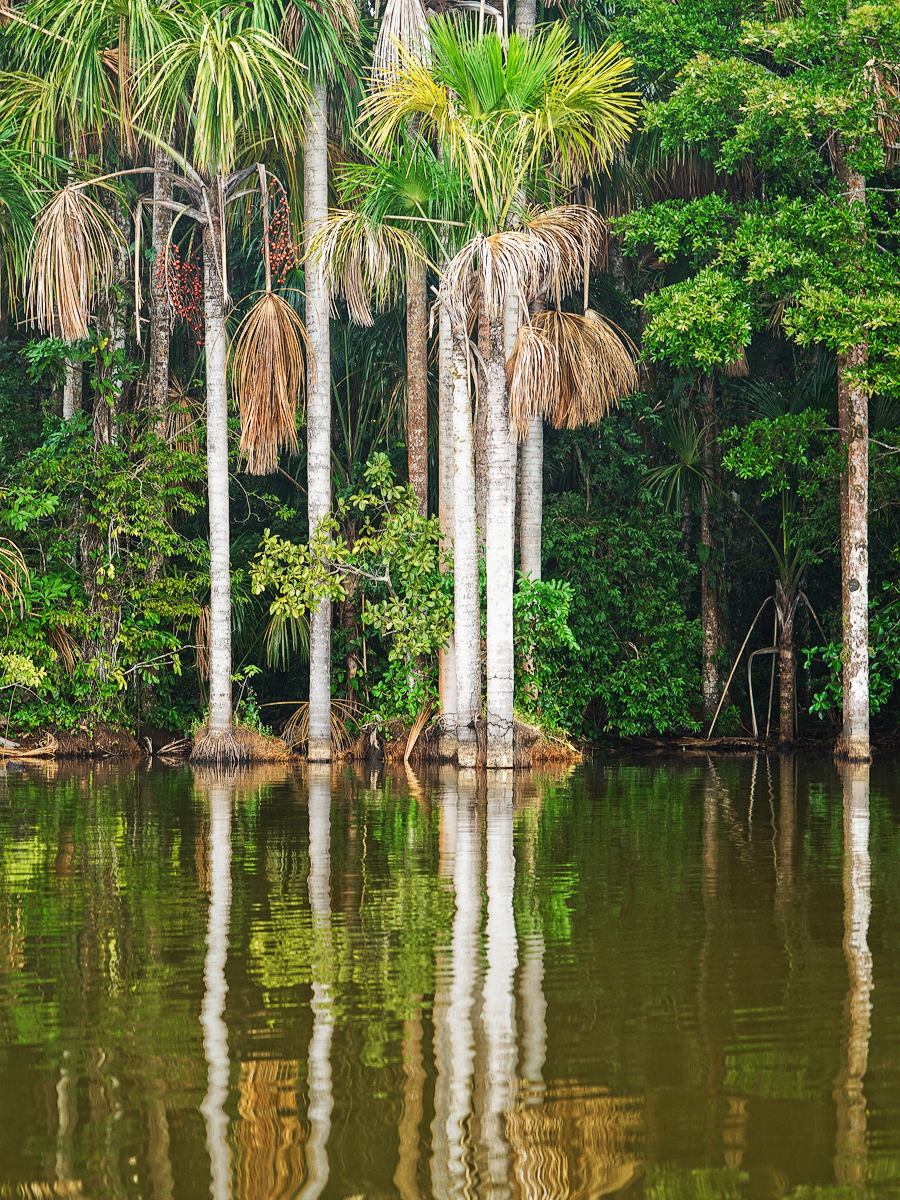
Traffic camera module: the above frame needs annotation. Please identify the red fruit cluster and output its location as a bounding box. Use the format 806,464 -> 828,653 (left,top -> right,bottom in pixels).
269,181 -> 299,285
157,245 -> 204,342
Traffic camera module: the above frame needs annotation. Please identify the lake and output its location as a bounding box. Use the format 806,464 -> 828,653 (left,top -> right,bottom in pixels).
0,754 -> 896,1199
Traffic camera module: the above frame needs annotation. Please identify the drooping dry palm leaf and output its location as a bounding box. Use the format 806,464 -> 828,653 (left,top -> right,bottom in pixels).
525,205 -> 609,299
230,291 -> 314,475
309,208 -> 427,326
282,698 -> 357,756
372,0 -> 430,86
723,347 -> 749,378
507,309 -> 637,435
48,623 -> 79,675
26,184 -> 124,340
166,379 -> 202,454
0,539 -> 28,617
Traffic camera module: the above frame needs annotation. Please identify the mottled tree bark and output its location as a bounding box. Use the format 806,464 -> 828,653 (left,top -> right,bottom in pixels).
774,580 -> 798,749
475,299 -> 489,554
148,147 -> 173,439
485,314 -> 514,768
202,207 -> 233,739
438,305 -> 458,757
699,373 -> 722,717
305,81 -> 333,762
407,258 -> 428,515
453,318 -> 480,767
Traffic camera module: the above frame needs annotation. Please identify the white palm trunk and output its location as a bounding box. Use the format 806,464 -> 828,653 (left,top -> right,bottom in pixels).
481,772 -> 518,1196
485,314 -> 514,767
407,258 -> 429,513
301,765 -> 335,1199
835,762 -> 872,1185
446,771 -> 481,1199
62,359 -> 82,420
305,81 -> 333,763
203,211 -> 233,739
200,781 -> 233,1200
453,319 -> 480,767
439,305 -> 458,759
518,420 -> 543,582
504,291 -> 519,567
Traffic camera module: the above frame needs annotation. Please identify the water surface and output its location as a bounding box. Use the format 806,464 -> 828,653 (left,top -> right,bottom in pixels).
0,755 -> 897,1198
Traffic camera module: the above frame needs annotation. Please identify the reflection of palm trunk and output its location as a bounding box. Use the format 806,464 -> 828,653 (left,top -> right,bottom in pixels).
834,763 -> 872,1186
698,775 -> 721,1159
394,1012 -> 425,1200
446,770 -> 482,1198
481,772 -> 518,1197
518,787 -> 546,1108
775,756 -> 795,910
301,766 -> 335,1200
55,1050 -> 75,1185
200,784 -> 233,1200
431,769 -> 459,1200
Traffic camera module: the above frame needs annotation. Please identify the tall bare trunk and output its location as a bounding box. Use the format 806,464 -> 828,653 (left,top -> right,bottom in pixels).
485,314 -> 514,768
407,258 -> 428,515
148,148 -> 173,438
439,306 -> 458,757
475,300 -> 489,554
518,422 -> 542,582
305,81 -> 333,762
202,209 -> 233,740
699,373 -> 721,717
95,193 -> 130,447
453,318 -> 480,767
836,173 -> 869,760
774,580 -> 798,748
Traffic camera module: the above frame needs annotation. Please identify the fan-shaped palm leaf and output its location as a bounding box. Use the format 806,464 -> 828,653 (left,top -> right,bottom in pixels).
230,290 -> 314,475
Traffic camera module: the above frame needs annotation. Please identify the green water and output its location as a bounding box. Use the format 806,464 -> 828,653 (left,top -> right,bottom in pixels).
0,755 -> 897,1199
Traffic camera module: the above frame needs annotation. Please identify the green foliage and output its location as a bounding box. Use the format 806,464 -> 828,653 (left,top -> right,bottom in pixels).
540,491 -> 701,737
513,573 -> 579,728
803,584 -> 900,718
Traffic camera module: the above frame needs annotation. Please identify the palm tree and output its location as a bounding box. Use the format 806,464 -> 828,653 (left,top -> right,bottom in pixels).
366,20 -> 639,764
19,7 -> 313,760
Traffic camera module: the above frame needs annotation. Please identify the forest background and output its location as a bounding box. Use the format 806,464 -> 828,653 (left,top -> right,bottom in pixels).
0,0 -> 898,756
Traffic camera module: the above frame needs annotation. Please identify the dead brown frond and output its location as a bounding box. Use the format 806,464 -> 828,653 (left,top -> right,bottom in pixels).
47,624 -> 79,675
230,291 -> 313,476
310,209 -> 427,326
0,540 -> 28,617
404,696 -> 434,765
166,380 -> 202,453
282,699 -> 357,757
195,605 -> 210,681
508,308 -> 637,435
26,184 -> 125,339
525,205 -> 609,296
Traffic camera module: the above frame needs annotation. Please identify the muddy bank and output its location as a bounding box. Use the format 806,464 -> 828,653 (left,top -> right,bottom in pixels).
346,716 -> 582,769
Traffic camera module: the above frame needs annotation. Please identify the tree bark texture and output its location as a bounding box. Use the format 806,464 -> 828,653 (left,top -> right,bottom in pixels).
148,147 -> 173,438
305,81 -> 333,762
838,169 -> 870,761
203,209 -> 233,738
475,299 -> 489,554
519,420 -> 542,582
485,315 -> 514,767
515,0 -> 535,32
438,305 -> 458,756
774,579 -> 798,748
452,318 -> 480,767
407,258 -> 428,515
62,359 -> 82,419
699,373 -> 722,717
94,191 -> 131,447
504,289 -> 519,560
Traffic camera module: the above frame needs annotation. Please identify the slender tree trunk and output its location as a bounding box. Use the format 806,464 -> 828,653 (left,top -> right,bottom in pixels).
407,258 -> 428,515
202,209 -> 233,742
63,360 -> 82,419
95,193 -> 131,447
475,299 -> 489,553
504,289 -> 519,565
699,373 -> 721,717
519,422 -> 542,582
485,314 -> 514,768
305,81 -> 333,762
453,318 -> 480,767
439,305 -> 458,758
836,172 -> 869,760
775,580 -> 797,749
148,147 -> 173,439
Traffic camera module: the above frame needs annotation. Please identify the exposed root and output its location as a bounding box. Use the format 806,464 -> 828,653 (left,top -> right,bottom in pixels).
189,724 -> 291,765
368,715 -> 580,768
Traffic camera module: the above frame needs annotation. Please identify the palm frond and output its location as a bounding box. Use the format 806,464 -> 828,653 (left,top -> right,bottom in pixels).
507,308 -> 637,434
372,0 -> 430,86
0,539 -> 28,617
265,609 -> 310,669
282,699 -> 357,756
231,291 -> 313,476
309,208 -> 427,326
26,183 -> 125,339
